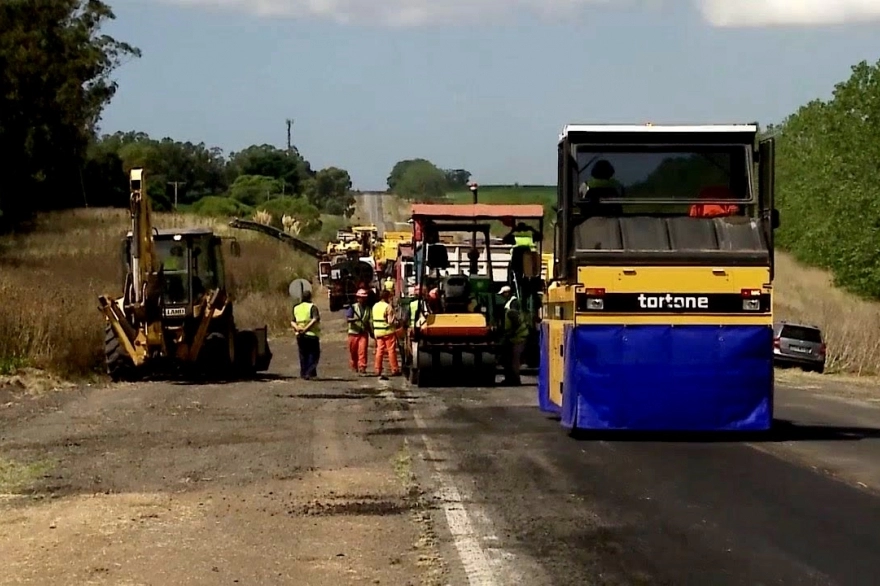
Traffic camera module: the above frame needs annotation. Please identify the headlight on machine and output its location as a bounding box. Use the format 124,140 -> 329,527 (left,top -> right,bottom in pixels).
741,288 -> 762,311
586,297 -> 604,310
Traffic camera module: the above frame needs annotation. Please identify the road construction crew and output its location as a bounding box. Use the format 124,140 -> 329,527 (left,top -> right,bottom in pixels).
371,289 -> 401,379
498,285 -> 528,385
291,290 -> 321,380
346,289 -> 370,375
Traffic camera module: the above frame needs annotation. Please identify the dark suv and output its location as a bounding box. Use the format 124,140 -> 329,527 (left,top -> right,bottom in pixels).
773,321 -> 826,373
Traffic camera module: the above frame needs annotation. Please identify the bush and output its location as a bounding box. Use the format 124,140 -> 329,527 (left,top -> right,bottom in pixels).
0,208 -> 315,379
191,196 -> 253,218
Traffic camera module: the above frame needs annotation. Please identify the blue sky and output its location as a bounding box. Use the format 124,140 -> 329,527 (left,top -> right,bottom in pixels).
100,1 -> 880,190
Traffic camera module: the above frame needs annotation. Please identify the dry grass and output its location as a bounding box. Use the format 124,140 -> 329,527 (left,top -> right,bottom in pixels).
0,208 -> 315,379
774,251 -> 880,375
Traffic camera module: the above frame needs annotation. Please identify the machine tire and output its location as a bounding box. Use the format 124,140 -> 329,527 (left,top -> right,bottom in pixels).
104,324 -> 137,382
202,332 -> 231,378
233,330 -> 259,377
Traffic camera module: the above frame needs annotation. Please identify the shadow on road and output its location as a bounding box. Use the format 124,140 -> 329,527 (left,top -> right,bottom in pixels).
169,373 -> 296,386
565,419 -> 880,443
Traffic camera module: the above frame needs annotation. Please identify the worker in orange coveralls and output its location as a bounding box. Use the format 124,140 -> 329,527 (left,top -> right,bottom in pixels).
371,289 -> 401,380
346,288 -> 370,375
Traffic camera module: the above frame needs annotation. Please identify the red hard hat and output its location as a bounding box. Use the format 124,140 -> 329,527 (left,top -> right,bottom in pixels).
356,288 -> 368,298
428,288 -> 439,300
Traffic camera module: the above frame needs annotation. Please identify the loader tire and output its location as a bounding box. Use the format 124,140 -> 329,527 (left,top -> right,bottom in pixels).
233,330 -> 258,378
202,332 -> 232,379
104,324 -> 136,382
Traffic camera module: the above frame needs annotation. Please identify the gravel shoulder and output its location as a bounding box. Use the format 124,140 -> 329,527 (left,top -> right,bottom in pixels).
0,304 -> 446,586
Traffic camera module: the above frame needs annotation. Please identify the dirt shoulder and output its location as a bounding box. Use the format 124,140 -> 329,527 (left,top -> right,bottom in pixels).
0,306 -> 446,585
775,367 -> 880,404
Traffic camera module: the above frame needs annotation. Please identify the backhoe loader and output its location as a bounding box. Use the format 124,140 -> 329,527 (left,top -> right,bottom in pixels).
97,168 -> 272,381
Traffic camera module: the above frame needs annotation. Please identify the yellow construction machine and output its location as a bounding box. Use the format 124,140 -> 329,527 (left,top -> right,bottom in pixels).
97,168 -> 272,381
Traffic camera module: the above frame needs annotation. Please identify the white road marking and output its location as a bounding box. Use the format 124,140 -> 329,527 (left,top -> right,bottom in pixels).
412,409 -> 500,586
379,389 -> 501,586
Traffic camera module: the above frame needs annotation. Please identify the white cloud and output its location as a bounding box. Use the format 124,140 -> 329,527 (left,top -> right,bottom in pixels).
159,0 -> 615,26
159,0 -> 880,26
698,0 -> 880,27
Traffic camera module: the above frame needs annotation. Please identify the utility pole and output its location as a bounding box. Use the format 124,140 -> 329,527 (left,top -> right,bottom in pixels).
286,118 -> 293,154
168,181 -> 186,210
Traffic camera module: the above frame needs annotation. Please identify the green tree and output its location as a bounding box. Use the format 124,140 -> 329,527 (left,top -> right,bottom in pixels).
305,167 -> 355,217
228,175 -> 283,207
395,161 -> 449,202
227,145 -> 311,195
773,58 -> 880,298
387,158 -> 432,192
0,0 -> 139,228
444,168 -> 472,190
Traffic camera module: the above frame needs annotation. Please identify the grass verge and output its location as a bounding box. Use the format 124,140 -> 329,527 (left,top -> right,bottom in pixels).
0,457 -> 54,495
0,208 -> 321,380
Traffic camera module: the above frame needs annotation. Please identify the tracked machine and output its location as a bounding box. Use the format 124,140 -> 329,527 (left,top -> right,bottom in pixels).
405,203 -> 545,386
97,168 -> 272,381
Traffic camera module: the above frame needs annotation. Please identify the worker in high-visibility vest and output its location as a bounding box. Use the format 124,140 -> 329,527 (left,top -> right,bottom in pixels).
498,285 -> 528,386
578,159 -> 624,198
371,289 -> 401,379
501,218 -> 543,284
291,290 -> 321,380
346,288 -> 370,375
501,221 -> 542,251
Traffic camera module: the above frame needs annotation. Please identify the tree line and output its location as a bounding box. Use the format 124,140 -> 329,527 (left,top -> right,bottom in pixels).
85,132 -> 356,234
770,58 -> 880,299
0,0 -> 355,235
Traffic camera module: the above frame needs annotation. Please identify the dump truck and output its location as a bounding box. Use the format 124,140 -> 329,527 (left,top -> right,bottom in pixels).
98,168 -> 272,382
405,203 -> 545,386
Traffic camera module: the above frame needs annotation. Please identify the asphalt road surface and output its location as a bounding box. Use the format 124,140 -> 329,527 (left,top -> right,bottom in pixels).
373,372 -> 880,586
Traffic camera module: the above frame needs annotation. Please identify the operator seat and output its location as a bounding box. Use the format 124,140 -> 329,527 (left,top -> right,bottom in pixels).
440,275 -> 470,312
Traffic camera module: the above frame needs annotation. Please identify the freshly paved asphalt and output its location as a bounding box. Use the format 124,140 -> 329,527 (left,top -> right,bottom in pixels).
401,379 -> 880,585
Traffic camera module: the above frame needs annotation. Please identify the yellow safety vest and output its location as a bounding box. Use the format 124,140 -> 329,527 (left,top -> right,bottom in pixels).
504,297 -> 528,343
164,255 -> 183,271
384,278 -> 395,292
408,299 -> 419,325
512,230 -> 535,250
348,303 -> 368,335
372,301 -> 392,338
586,178 -> 622,193
293,302 -> 320,337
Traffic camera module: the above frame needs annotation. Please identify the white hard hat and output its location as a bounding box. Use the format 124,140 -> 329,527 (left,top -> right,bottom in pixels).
498,286 -> 512,295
